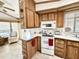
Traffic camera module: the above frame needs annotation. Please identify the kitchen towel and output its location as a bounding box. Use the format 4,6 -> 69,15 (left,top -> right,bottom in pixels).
32,39 -> 35,47
48,39 -> 53,46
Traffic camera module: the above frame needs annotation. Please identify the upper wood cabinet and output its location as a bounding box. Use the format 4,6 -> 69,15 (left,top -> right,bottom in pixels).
26,9 -> 34,28
22,0 -> 36,28
39,11 -> 64,28
40,13 -> 55,21
35,13 -> 40,27
24,0 -> 35,11
48,13 -> 55,20
40,14 -> 48,21
57,11 -> 64,28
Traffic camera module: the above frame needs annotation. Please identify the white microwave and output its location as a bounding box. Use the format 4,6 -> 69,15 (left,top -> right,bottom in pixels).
41,21 -> 56,28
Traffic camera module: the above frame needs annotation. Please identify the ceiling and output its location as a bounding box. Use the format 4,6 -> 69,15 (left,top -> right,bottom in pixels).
34,0 -> 60,4
0,12 -> 18,21
0,0 -> 20,21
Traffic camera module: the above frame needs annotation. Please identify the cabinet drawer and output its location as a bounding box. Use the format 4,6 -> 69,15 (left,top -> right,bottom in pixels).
73,42 -> 79,47
55,50 -> 64,58
56,39 -> 65,44
55,43 -> 65,48
67,41 -> 79,47
67,41 -> 73,45
55,47 -> 64,52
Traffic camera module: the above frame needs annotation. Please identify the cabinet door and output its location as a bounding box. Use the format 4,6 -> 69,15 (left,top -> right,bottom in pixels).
35,13 -> 40,28
66,46 -> 79,59
57,11 -> 64,28
37,37 -> 41,52
27,9 -> 34,28
48,13 -> 55,20
41,14 -> 49,21
26,41 -> 32,59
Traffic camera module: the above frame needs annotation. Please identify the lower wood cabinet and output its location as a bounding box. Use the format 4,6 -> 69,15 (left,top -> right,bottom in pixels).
37,37 -> 41,52
22,37 -> 39,59
66,45 -> 79,59
54,38 -> 66,58
65,41 -> 79,59
55,38 -> 79,59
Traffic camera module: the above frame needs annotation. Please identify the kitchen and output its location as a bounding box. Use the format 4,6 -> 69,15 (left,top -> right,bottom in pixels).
0,0 -> 79,59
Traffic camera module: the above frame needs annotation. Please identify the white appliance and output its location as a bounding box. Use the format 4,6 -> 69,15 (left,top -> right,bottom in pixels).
41,21 -> 56,55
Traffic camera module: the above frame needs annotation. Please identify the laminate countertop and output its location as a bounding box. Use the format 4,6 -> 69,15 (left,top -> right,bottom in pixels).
54,35 -> 79,42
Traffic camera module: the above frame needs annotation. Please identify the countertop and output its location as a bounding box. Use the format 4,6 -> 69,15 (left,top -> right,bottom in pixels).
54,35 -> 79,42
21,33 -> 79,42
21,34 -> 41,41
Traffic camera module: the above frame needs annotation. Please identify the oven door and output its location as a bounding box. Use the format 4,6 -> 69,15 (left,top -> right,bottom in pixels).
41,37 -> 54,50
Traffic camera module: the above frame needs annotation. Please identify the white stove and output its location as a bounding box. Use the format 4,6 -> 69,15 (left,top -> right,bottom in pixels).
41,21 -> 56,55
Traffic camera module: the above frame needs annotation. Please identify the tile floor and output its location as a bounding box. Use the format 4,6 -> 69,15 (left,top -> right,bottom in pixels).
0,40 -> 63,59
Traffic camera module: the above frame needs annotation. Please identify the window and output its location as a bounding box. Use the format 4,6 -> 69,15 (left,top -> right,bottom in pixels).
64,10 -> 79,33
0,22 -> 10,37
0,22 -> 21,37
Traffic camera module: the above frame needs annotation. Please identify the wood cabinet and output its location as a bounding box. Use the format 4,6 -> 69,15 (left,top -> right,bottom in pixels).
22,37 -> 39,59
41,14 -> 48,21
22,40 -> 32,59
23,0 -> 39,28
37,37 -> 41,52
39,11 -> 64,28
26,9 -> 34,28
57,11 -> 64,28
48,13 -> 55,20
55,38 -> 79,59
40,13 -> 55,21
0,37 -> 8,46
35,13 -> 40,27
65,41 -> 79,59
24,0 -> 35,11
54,38 -> 66,58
